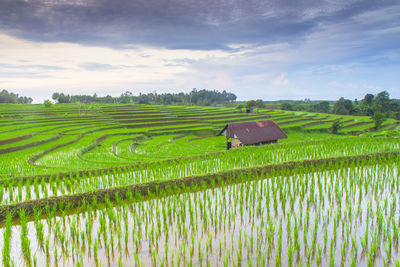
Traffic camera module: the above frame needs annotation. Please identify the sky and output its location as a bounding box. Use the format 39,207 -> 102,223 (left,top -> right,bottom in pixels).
0,0 -> 399,103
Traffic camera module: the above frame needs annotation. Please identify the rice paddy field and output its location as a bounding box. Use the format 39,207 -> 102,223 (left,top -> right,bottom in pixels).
0,103 -> 399,266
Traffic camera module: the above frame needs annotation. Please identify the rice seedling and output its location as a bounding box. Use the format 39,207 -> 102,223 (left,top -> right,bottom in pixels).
2,213 -> 12,267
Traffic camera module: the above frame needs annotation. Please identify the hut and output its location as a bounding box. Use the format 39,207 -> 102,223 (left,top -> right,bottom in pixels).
246,107 -> 254,113
218,120 -> 287,149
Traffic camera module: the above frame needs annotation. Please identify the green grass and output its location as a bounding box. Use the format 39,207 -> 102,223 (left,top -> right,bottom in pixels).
280,131 -> 343,143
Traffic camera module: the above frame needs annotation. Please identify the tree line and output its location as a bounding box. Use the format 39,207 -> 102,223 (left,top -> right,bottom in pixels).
332,91 -> 399,119
51,89 -> 237,106
280,91 -> 400,120
1,88 -> 399,124
280,100 -> 331,114
0,90 -> 33,104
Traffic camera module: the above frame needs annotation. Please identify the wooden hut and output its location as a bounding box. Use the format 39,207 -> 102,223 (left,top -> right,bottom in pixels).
218,120 -> 287,149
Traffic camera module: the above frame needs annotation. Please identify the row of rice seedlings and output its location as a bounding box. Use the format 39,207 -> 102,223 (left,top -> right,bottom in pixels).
0,157 -> 399,266
0,134 -> 84,176
0,137 -> 398,204
36,134 -> 400,173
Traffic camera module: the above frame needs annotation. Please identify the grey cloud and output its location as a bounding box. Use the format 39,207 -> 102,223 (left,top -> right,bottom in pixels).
79,62 -> 119,71
0,63 -> 65,70
0,63 -> 62,78
0,0 -> 399,50
163,58 -> 197,67
79,62 -> 149,70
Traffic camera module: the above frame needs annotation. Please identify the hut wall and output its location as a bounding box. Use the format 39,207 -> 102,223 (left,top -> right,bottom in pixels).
232,138 -> 242,148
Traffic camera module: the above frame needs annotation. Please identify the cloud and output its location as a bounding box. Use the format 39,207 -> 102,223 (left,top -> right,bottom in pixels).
271,72 -> 289,86
0,0 -> 399,50
0,63 -> 65,70
79,62 -> 119,71
0,63 -> 64,78
0,1 -> 399,102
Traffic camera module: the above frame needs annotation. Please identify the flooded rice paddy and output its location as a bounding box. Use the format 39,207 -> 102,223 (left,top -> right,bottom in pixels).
1,161 -> 399,266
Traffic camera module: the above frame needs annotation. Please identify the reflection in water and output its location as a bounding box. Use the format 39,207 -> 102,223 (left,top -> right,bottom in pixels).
1,162 -> 399,266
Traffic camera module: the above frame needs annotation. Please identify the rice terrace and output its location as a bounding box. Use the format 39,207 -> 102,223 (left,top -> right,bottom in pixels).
0,97 -> 398,267
1,0 -> 400,266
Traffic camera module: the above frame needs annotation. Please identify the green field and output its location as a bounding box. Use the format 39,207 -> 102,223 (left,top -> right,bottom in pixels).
0,103 -> 399,266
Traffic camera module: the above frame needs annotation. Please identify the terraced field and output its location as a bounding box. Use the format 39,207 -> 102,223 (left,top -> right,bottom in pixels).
0,103 -> 399,266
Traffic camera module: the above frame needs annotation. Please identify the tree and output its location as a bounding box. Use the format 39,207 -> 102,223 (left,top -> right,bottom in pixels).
310,101 -> 330,113
332,97 -> 354,115
357,102 -> 374,116
245,100 -> 257,108
52,92 -> 72,103
43,99 -> 52,108
254,99 -> 266,108
52,92 -> 60,101
363,93 -> 374,106
280,102 -> 293,111
317,101 -> 330,113
0,90 -> 32,104
50,89 -> 237,106
330,120 -> 342,134
43,99 -> 52,115
371,111 -> 386,129
137,94 -> 150,104
373,91 -> 390,113
236,103 -> 245,113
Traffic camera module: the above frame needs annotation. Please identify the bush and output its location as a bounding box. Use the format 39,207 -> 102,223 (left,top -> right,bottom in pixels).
43,100 -> 52,108
330,120 -> 342,134
371,111 -> 386,129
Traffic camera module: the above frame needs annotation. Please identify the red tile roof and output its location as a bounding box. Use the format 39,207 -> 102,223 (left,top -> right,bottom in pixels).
218,120 -> 287,145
